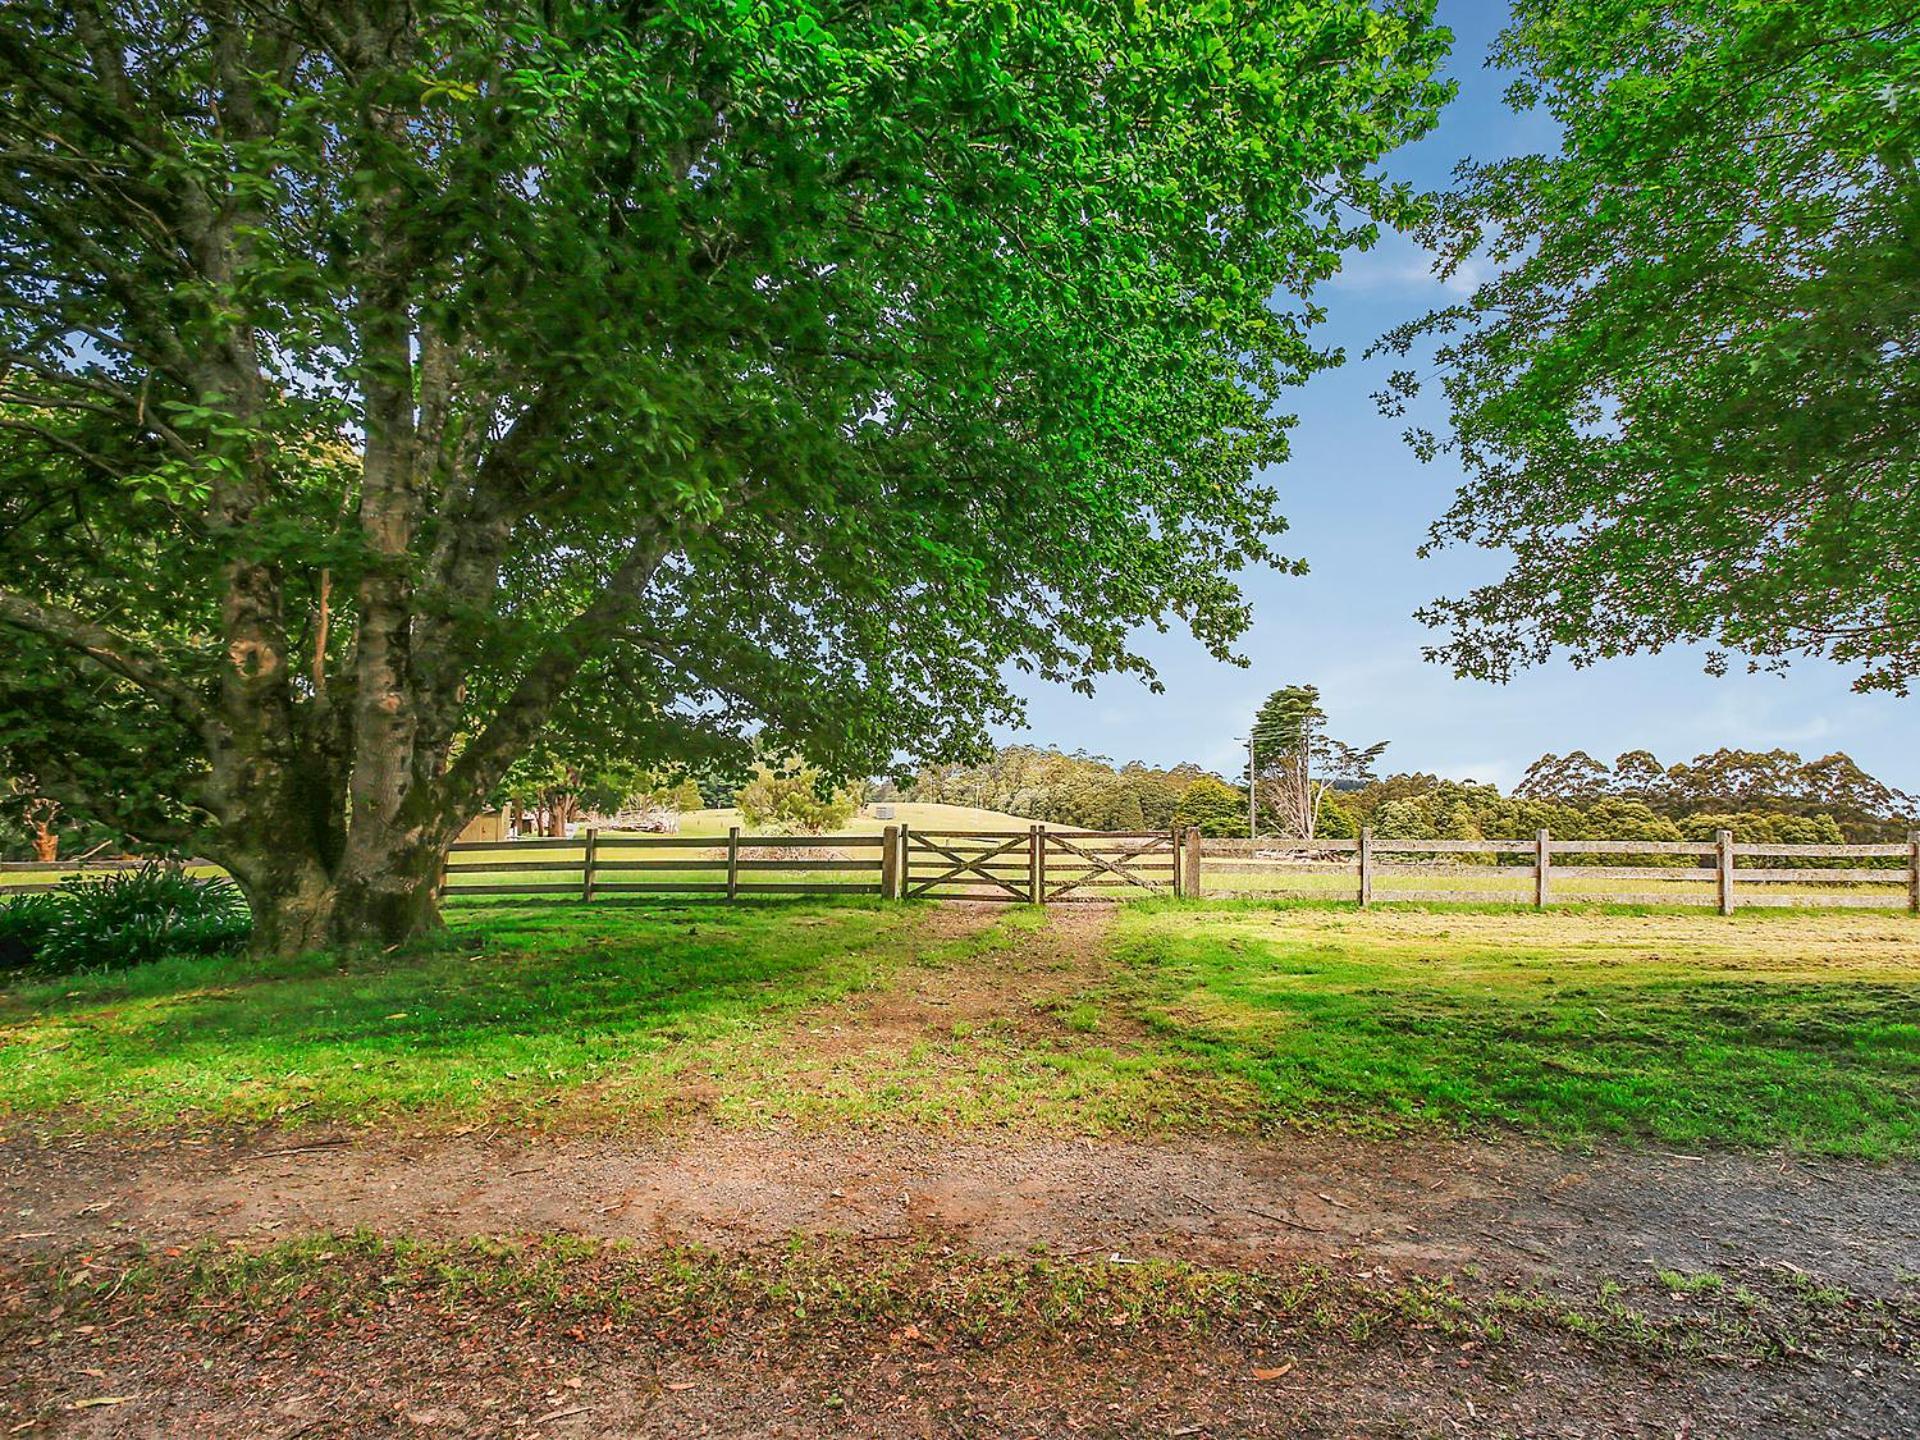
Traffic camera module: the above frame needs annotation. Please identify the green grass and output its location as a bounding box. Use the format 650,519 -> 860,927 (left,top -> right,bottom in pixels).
3,898 -> 1916,1155
1107,901 -> 1920,1156
0,901 -> 1000,1128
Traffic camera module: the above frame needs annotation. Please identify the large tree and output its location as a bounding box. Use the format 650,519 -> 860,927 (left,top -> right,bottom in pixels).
0,0 -> 1448,952
1248,683 -> 1385,838
1378,1 -> 1920,692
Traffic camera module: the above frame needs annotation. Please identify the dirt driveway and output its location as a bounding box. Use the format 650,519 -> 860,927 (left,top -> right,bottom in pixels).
4,1121 -> 1915,1439
6,1122 -> 1917,1288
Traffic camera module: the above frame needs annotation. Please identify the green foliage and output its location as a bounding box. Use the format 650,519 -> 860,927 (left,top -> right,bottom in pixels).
0,891 -> 62,973
1332,745 -> 1913,853
1511,747 -> 1913,841
1249,684 -> 1386,838
1174,776 -> 1250,838
1370,798 -> 1435,840
1317,792 -> 1359,840
908,746 -> 1221,831
1378,2 -> 1920,691
0,862 -> 250,974
735,764 -> 860,834
0,0 -> 1454,943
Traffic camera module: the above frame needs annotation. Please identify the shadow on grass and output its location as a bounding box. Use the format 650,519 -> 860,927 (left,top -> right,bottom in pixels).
0,900 -> 922,1125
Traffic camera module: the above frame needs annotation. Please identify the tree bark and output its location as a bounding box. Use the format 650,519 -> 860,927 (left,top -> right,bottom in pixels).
223,821 -> 452,956
330,835 -> 447,947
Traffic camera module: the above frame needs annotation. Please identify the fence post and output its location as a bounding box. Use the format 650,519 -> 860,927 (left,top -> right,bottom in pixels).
726,825 -> 740,902
1034,824 -> 1046,904
581,826 -> 599,902
1029,824 -> 1043,904
1716,828 -> 1735,915
897,824 -> 911,900
1183,826 -> 1202,898
1357,828 -> 1373,908
1535,828 -> 1550,910
1908,829 -> 1918,916
881,824 -> 900,900
1170,826 -> 1183,898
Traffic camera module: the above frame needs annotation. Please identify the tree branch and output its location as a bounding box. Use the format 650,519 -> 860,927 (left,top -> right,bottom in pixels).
433,532 -> 675,827
0,589 -> 216,734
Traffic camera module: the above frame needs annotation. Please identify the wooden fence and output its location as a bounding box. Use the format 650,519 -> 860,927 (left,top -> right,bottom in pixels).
442,825 -> 1185,904
1191,829 -> 1920,913
441,828 -> 890,901
901,828 -> 1178,902
0,857 -> 214,894
7,827 -> 1918,913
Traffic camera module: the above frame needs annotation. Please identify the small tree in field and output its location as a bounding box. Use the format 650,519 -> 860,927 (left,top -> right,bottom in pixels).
735,765 -> 860,835
1175,776 -> 1250,839
1249,686 -> 1387,839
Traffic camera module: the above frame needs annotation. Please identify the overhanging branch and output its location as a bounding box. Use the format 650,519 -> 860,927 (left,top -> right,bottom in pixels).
0,588 -> 216,736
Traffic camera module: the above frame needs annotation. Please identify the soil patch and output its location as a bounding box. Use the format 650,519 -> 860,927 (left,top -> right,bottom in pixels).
5,1124 -> 1915,1292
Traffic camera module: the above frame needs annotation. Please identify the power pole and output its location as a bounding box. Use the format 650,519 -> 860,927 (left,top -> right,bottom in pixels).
1247,733 -> 1256,841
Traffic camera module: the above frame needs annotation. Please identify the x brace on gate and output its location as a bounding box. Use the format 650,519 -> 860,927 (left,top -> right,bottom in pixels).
1043,832 -> 1172,899
906,832 -> 1031,898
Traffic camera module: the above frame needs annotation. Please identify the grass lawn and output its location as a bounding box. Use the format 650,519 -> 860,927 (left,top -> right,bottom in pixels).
1,898 -> 1915,1155
1109,902 -> 1920,1157
0,902 -> 1010,1128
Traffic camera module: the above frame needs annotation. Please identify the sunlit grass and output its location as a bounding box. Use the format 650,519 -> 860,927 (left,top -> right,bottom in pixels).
2,899 -> 1915,1155
0,901 -> 944,1128
1105,901 -> 1920,1156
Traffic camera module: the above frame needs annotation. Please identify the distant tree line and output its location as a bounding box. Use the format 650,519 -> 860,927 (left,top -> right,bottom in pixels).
898,744 -> 1915,845
898,746 -> 1242,835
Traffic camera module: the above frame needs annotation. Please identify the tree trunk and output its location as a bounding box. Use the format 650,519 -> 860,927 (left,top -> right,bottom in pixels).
225,824 -> 450,957
226,843 -> 339,958
329,843 -> 446,947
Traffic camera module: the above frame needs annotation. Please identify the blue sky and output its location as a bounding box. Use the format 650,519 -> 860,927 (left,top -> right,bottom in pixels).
1003,0 -> 1919,795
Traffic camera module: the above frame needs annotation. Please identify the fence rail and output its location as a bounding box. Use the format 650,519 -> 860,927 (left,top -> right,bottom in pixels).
7,826 -> 1918,913
1193,827 -> 1920,913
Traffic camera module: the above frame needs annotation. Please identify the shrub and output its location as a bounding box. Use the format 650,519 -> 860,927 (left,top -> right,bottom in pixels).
735,763 -> 860,833
1174,776 -> 1247,838
0,890 -> 62,973
0,862 -> 251,974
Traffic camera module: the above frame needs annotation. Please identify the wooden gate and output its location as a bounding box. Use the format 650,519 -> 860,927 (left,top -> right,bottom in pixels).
899,827 -> 1180,902
902,829 -> 1036,901
1040,830 -> 1177,901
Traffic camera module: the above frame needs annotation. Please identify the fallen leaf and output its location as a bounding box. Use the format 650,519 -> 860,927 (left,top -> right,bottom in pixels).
69,1397 -> 137,1410
1251,1363 -> 1294,1382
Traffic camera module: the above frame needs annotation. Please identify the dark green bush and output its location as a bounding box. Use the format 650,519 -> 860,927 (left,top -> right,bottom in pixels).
0,862 -> 251,974
0,890 -> 62,972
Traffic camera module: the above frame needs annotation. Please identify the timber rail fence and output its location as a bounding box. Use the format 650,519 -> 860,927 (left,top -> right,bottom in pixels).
6,827 -> 1917,913
1191,829 -> 1920,913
